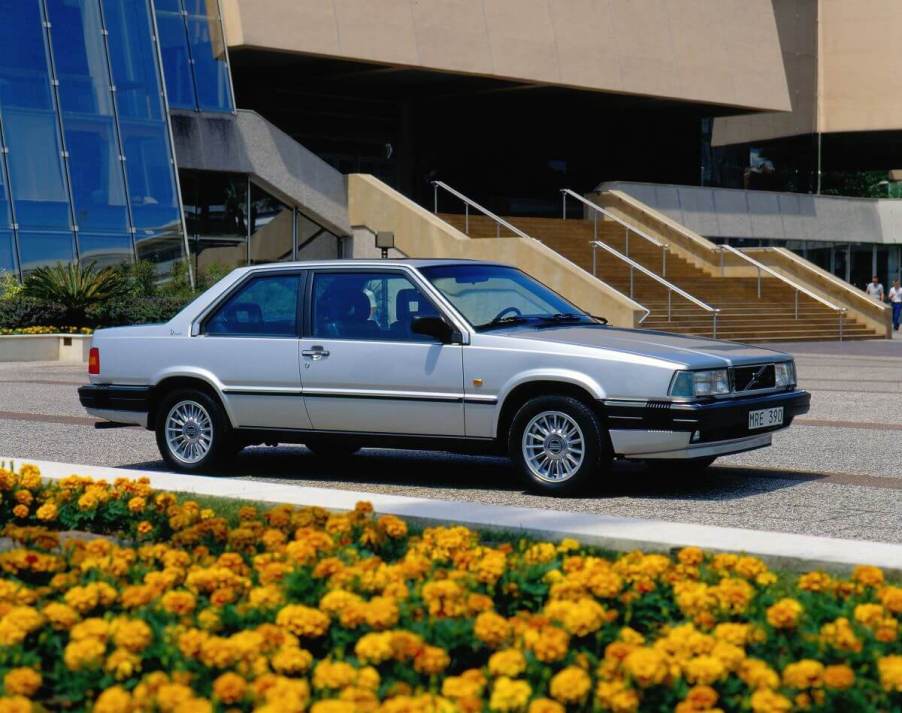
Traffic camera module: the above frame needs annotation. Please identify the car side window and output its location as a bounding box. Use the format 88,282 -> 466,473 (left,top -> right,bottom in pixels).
311,272 -> 441,341
205,274 -> 300,337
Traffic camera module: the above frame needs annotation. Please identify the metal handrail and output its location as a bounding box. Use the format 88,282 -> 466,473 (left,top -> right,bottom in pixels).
592,240 -> 720,337
562,188 -> 668,277
431,181 -> 530,239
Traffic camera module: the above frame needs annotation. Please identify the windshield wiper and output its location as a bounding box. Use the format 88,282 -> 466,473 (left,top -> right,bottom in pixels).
477,315 -> 531,331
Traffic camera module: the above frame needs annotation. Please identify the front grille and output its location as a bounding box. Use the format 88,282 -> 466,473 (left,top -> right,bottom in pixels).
732,364 -> 776,392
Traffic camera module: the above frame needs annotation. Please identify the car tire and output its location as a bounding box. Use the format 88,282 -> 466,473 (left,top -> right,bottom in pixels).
508,395 -> 609,496
305,439 -> 361,458
644,456 -> 717,475
155,389 -> 232,473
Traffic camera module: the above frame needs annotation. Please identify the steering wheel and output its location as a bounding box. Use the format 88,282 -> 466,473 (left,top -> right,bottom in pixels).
491,306 -> 522,323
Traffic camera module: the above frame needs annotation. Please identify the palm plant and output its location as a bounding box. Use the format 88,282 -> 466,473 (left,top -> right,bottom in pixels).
23,261 -> 126,325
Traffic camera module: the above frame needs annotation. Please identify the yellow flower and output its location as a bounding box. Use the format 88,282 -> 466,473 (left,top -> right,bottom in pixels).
738,659 -> 780,690
474,611 -> 511,648
213,672 -> 246,704
488,649 -> 527,678
489,677 -> 531,712
766,598 -> 803,629
527,699 -> 564,713
880,585 -> 902,614
3,668 -> 40,697
595,679 -> 639,713
823,664 -> 855,690
623,647 -> 668,687
878,655 -> 902,692
355,632 -> 395,664
798,571 -> 834,593
414,645 -> 450,675
684,655 -> 727,685
11,504 -> 28,519
42,602 -> 78,630
161,590 -> 196,615
524,625 -> 569,663
749,689 -> 792,713
271,646 -> 313,675
128,496 -> 146,513
63,637 -> 106,670
852,565 -> 884,588
93,686 -> 133,713
105,649 -> 141,680
782,660 -> 824,689
549,666 -> 591,704
111,618 -> 152,653
35,502 -> 57,521
313,661 -> 357,691
820,617 -> 862,652
275,604 -> 330,638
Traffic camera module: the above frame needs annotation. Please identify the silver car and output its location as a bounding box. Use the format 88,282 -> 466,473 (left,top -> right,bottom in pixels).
79,259 -> 810,494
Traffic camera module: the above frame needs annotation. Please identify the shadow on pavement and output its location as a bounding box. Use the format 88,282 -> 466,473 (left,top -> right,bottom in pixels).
123,445 -> 820,502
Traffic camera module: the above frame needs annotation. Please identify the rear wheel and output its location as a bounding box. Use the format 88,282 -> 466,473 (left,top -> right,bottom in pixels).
155,389 -> 232,473
508,395 -> 609,496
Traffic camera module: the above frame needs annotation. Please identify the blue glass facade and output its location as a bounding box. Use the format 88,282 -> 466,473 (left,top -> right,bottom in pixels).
0,0 -> 189,277
156,0 -> 234,113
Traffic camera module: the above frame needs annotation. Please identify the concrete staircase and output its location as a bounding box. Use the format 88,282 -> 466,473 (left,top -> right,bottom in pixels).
439,213 -> 882,342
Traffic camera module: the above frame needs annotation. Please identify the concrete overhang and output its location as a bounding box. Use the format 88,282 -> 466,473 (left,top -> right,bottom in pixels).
220,0 -> 792,113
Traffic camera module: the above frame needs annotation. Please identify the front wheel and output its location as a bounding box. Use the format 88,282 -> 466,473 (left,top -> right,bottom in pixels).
155,389 -> 232,472
508,395 -> 610,496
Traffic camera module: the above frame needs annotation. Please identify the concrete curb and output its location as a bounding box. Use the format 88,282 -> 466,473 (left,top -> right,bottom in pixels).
6,457 -> 901,575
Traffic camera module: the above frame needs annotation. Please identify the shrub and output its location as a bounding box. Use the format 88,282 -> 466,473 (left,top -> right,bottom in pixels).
23,262 -> 126,326
0,464 -> 900,712
0,295 -> 68,329
85,294 -> 188,327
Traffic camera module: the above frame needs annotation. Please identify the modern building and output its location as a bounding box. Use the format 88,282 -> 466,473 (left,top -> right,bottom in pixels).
1,0 -> 901,298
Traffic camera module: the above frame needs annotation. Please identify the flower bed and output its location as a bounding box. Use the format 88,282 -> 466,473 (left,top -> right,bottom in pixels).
0,464 -> 900,713
0,326 -> 93,336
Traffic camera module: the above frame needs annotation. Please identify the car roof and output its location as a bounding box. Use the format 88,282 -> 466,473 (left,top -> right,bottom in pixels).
240,258 -> 502,271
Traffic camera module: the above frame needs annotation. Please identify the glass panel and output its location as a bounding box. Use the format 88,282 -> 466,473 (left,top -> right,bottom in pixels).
63,117 -> 130,232
0,230 -> 15,273
120,122 -> 179,229
190,236 -> 245,276
154,0 -> 182,12
185,171 -> 246,238
102,0 -> 164,121
205,273 -> 299,336
311,272 -> 441,342
805,242 -> 832,273
250,184 -> 291,264
0,0 -> 54,111
3,110 -> 71,230
297,212 -> 340,260
0,128 -> 10,227
134,229 -> 185,278
850,244 -> 875,292
156,10 -> 196,110
17,230 -> 76,274
77,232 -> 133,268
833,244 -> 849,283
186,14 -> 232,111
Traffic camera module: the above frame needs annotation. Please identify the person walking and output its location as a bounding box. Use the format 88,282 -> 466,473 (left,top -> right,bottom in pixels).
889,279 -> 902,332
866,275 -> 885,302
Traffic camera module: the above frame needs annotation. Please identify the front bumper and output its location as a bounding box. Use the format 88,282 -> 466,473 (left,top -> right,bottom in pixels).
78,384 -> 151,428
603,389 -> 810,460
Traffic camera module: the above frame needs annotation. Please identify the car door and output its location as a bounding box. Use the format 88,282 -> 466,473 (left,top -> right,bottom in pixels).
299,268 -> 465,436
194,269 -> 311,429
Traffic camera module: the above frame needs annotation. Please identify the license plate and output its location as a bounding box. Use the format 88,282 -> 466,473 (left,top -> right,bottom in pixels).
749,407 -> 783,430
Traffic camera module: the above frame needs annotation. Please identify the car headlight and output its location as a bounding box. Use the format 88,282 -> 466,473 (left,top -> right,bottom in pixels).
669,369 -> 731,397
774,361 -> 796,388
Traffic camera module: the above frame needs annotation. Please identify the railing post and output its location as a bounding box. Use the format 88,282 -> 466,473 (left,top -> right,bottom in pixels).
757,266 -> 761,299
794,290 -> 799,319
465,203 -> 469,235
662,246 -> 667,278
713,311 -> 718,339
593,211 -> 597,243
592,244 -> 597,277
720,247 -> 724,277
629,264 -> 634,298
433,183 -> 438,214
624,226 -> 629,257
839,311 -> 844,342
667,289 -> 672,321
562,191 -> 567,221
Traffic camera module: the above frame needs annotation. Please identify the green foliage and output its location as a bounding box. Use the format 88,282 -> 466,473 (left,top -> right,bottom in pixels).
0,270 -> 22,301
22,261 -> 126,325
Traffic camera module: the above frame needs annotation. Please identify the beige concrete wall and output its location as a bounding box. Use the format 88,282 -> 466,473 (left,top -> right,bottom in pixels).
223,0 -> 790,112
714,0 -> 902,145
347,174 -> 647,328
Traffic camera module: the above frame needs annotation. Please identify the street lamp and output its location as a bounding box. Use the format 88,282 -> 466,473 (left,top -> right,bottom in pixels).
376,231 -> 395,259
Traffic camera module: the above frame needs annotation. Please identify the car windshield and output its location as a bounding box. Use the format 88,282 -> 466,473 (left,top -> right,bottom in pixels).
418,264 -> 596,331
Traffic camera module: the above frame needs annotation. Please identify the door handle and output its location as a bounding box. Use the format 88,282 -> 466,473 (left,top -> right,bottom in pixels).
302,346 -> 330,360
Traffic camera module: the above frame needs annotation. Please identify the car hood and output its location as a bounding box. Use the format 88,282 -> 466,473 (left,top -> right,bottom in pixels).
506,325 -> 789,368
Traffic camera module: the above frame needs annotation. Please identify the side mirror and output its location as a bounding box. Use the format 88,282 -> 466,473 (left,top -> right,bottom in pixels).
411,315 -> 454,343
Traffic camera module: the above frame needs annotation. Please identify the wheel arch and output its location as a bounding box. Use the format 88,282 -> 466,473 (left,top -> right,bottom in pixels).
147,371 -> 234,429
495,375 -> 606,446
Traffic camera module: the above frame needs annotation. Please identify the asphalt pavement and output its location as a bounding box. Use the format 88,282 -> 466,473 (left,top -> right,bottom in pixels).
1,341 -> 901,543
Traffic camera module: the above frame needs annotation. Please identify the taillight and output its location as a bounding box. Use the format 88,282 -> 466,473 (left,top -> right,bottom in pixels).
88,347 -> 100,375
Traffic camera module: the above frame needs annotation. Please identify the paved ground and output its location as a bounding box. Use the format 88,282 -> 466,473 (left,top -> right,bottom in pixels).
1,341 -> 901,543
